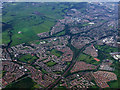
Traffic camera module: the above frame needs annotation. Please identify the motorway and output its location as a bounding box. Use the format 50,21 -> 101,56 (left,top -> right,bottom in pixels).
47,43 -> 89,89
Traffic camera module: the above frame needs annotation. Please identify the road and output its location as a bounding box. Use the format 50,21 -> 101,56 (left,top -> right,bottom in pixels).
47,44 -> 89,89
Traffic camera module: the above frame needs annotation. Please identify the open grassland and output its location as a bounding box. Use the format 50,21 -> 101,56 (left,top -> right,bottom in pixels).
95,45 -> 118,53
108,80 -> 120,88
77,53 -> 100,65
2,2 -> 69,46
95,45 -> 118,60
19,54 -> 38,63
55,30 -> 65,36
2,31 -> 10,44
51,49 -> 63,57
5,77 -> 36,88
46,61 -> 57,67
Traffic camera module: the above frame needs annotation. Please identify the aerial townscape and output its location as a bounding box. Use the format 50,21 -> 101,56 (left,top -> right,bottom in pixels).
0,2 -> 120,89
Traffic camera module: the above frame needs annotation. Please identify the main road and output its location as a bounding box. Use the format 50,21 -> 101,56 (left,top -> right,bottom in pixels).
47,43 -> 90,89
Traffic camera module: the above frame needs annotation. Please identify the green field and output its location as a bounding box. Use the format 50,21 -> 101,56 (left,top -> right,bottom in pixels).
95,45 -> 118,53
35,41 -> 40,45
83,23 -> 90,26
2,2 -> 69,46
5,77 -> 36,88
95,45 -> 118,60
51,49 -> 63,57
2,31 -> 11,44
108,79 -> 120,88
19,54 -> 38,63
55,30 -> 65,36
77,53 -> 100,65
46,61 -> 56,67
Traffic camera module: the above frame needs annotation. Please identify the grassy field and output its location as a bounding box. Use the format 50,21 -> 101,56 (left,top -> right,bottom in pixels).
35,41 -> 40,45
108,79 -> 120,88
5,77 -> 36,88
54,30 -> 65,36
19,54 -> 38,63
95,45 -> 118,53
51,49 -> 63,57
2,31 -> 11,44
95,45 -> 118,60
46,61 -> 56,67
2,2 -> 69,46
77,53 -> 100,65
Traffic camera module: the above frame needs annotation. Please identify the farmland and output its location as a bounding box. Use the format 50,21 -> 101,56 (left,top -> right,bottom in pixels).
2,2 -> 69,46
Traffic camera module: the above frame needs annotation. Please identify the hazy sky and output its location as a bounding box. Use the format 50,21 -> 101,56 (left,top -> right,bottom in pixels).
2,0 -> 120,2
